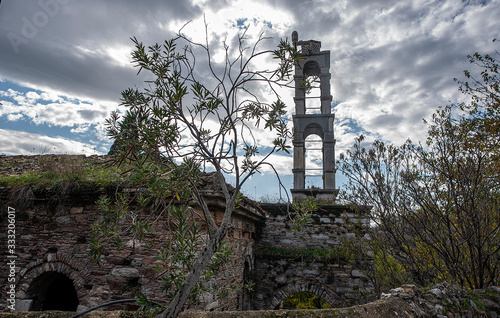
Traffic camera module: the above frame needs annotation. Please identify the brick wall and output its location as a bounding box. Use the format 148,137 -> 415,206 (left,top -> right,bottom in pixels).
0,176 -> 260,313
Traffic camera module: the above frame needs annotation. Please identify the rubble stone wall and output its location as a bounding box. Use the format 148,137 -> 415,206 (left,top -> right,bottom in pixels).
252,204 -> 373,310
1,284 -> 498,317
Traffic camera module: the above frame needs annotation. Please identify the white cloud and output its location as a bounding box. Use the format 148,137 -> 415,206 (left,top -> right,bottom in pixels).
1,89 -> 118,128
70,124 -> 90,134
6,113 -> 23,121
176,0 -> 292,42
25,91 -> 41,100
0,129 -> 102,155
105,45 -> 134,68
39,91 -> 63,103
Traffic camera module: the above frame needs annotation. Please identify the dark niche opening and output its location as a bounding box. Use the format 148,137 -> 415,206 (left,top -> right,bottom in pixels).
27,271 -> 79,311
241,260 -> 252,311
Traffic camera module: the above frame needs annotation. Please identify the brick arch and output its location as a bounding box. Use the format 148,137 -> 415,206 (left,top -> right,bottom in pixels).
270,281 -> 342,310
16,253 -> 92,303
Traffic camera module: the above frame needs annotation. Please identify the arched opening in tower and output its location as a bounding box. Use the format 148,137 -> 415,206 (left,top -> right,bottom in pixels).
26,271 -> 79,311
303,61 -> 322,115
305,81 -> 321,114
305,134 -> 323,189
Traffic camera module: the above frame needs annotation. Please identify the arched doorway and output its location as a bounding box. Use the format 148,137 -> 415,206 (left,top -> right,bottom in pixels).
26,271 -> 79,311
280,291 -> 332,309
270,282 -> 341,310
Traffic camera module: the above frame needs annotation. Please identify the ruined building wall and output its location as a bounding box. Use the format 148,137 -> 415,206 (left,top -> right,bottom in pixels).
0,183 -> 260,313
252,204 -> 374,310
0,155 -> 374,314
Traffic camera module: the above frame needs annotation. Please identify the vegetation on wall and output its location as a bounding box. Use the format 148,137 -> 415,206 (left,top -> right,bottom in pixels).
281,292 -> 332,309
256,246 -> 348,264
0,155 -> 125,189
0,155 -> 128,215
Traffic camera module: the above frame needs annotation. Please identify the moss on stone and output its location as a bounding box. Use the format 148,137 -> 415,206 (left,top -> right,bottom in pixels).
256,246 -> 348,263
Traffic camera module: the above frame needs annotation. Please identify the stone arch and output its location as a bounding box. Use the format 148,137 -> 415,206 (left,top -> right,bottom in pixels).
303,61 -> 322,114
270,281 -> 342,310
303,61 -> 321,77
15,254 -> 92,310
303,123 -> 324,140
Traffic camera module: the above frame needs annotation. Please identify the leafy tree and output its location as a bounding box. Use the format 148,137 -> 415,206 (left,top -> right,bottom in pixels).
456,46 -> 500,151
107,113 -> 141,156
338,48 -> 500,290
96,26 -> 301,317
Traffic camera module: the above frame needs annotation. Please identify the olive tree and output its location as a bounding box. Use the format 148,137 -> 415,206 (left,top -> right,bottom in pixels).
97,26 -> 300,317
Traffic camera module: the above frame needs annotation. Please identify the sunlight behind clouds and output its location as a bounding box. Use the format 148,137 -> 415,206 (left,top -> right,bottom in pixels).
175,0 -> 292,44
106,45 -> 134,68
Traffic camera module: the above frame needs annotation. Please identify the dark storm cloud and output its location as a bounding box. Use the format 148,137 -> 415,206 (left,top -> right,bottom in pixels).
0,36 -> 135,102
0,0 -> 202,102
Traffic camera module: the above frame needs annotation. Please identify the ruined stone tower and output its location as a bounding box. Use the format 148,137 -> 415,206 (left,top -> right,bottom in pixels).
290,31 -> 338,202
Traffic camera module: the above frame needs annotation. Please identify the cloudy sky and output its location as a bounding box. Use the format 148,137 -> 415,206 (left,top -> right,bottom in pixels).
0,0 -> 499,200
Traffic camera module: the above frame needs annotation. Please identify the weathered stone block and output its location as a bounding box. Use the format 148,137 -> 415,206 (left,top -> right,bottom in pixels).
303,269 -> 319,276
105,256 -> 129,265
70,207 -> 84,214
111,267 -> 140,281
429,288 -> 443,298
285,269 -> 297,277
311,234 -> 329,240
351,269 -> 364,278
275,276 -> 287,284
14,299 -> 32,311
55,215 -> 73,225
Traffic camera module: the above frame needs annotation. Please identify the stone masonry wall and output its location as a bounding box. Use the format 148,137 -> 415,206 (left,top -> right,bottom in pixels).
258,204 -> 370,250
252,203 -> 373,310
0,184 -> 259,313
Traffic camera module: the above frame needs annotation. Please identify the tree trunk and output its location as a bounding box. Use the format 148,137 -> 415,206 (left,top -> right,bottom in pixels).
156,210 -> 231,318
